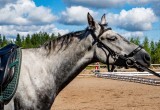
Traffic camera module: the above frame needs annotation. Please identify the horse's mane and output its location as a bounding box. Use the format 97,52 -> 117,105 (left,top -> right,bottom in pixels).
42,30 -> 85,52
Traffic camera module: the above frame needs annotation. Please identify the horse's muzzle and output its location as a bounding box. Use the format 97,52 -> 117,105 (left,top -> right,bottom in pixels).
143,53 -> 151,67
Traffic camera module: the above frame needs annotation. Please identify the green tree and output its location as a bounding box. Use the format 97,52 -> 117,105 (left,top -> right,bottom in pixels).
50,33 -> 56,40
150,40 -> 155,63
21,36 -> 25,48
25,34 -> 32,48
0,34 -> 2,47
15,33 -> 22,47
143,37 -> 151,55
58,33 -> 61,37
2,35 -> 8,47
130,37 -> 140,45
154,40 -> 160,63
134,37 -> 140,45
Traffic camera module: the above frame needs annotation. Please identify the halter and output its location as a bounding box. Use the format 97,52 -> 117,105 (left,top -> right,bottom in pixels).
87,24 -> 160,78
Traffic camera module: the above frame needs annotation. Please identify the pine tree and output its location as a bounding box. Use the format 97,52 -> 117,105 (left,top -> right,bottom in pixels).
25,34 -> 32,48
50,33 -> 56,40
0,34 -> 2,47
143,37 -> 151,55
130,37 -> 134,44
134,37 -> 140,45
31,34 -> 36,47
15,33 -> 22,47
21,36 -> 25,48
58,33 -> 61,37
129,37 -> 140,45
154,40 -> 160,63
2,35 -> 8,47
150,40 -> 155,63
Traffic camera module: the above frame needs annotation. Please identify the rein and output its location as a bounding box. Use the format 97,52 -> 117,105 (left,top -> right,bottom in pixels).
87,25 -> 160,78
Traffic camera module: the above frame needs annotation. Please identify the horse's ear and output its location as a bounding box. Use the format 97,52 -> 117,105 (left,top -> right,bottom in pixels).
87,12 -> 95,29
101,14 -> 106,25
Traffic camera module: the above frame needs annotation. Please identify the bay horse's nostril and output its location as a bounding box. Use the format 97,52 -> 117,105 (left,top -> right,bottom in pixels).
143,53 -> 151,66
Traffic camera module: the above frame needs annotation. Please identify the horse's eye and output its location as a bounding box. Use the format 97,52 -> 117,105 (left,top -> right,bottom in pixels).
107,36 -> 117,41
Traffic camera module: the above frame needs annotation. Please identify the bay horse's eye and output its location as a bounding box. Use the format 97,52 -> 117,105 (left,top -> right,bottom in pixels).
107,36 -> 117,41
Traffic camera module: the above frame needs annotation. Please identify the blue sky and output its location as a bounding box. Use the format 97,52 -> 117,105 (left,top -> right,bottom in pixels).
0,0 -> 159,41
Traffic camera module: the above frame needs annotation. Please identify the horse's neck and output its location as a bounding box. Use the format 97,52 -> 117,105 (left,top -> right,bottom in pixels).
50,37 -> 94,94
21,36 -> 94,96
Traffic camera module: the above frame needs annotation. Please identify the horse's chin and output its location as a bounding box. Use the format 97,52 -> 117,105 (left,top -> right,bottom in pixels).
136,67 -> 144,72
134,61 -> 150,72
126,66 -> 145,72
120,64 -> 145,72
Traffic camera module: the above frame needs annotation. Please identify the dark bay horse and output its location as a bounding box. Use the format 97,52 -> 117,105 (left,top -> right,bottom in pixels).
5,13 -> 150,110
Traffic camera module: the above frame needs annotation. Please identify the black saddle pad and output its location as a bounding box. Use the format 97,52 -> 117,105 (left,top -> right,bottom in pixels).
0,44 -> 19,89
0,44 -> 22,104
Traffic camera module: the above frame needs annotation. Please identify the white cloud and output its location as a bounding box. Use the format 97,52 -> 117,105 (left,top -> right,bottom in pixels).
128,0 -> 160,17
107,8 -> 157,31
152,1 -> 160,17
63,0 -> 127,8
59,6 -> 97,25
63,0 -> 160,17
0,0 -> 67,38
52,28 -> 69,36
0,0 -> 17,8
122,31 -> 144,38
0,24 -> 69,38
63,0 -> 159,8
128,0 -> 158,5
0,0 -> 56,26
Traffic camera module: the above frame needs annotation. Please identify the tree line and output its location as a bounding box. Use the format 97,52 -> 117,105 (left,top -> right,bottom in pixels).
130,37 -> 160,64
0,32 -> 160,63
0,32 -> 57,48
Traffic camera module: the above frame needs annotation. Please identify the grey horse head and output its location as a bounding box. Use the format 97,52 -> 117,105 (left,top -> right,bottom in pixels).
87,13 -> 150,70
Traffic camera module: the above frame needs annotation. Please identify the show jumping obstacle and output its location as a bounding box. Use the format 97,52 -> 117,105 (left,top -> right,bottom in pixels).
95,72 -> 160,86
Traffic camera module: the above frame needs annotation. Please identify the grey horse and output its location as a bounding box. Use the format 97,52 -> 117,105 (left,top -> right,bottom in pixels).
5,13 -> 150,110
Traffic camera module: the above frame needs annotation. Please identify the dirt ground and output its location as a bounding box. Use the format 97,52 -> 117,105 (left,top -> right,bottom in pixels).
52,75 -> 160,110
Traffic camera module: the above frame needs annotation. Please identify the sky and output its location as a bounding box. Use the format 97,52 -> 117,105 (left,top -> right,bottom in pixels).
0,0 -> 160,41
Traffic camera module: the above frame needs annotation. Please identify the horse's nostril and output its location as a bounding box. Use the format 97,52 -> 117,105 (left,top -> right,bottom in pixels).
143,53 -> 151,63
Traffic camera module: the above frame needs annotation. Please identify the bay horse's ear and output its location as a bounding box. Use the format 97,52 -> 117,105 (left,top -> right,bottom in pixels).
87,12 -> 95,29
101,14 -> 106,25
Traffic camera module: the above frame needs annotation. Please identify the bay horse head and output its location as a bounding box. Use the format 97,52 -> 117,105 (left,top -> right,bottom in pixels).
87,13 -> 151,71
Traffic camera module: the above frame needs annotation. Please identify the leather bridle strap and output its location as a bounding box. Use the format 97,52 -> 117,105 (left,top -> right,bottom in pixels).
126,45 -> 143,58
135,63 -> 160,77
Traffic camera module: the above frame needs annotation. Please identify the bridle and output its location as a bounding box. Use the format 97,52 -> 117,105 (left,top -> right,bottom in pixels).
87,24 -> 142,70
86,24 -> 160,78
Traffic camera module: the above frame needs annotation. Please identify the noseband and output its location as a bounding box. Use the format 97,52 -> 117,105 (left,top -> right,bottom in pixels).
87,24 -> 160,78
